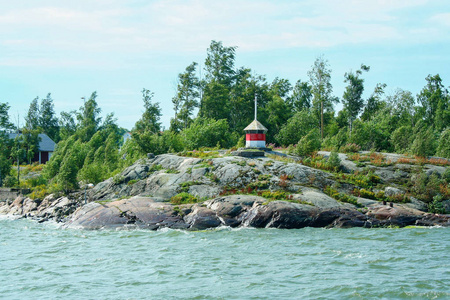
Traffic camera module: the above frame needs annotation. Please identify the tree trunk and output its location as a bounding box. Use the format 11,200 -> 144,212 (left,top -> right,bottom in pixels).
321,101 -> 324,139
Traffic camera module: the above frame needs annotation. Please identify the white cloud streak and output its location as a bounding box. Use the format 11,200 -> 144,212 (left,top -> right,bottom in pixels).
0,0 -> 445,63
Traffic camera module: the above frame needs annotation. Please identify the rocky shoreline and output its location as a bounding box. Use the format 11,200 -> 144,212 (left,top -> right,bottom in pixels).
1,152 -> 449,229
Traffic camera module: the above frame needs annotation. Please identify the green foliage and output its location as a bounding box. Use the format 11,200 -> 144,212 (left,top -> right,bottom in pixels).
180,181 -> 201,192
327,152 -> 341,171
170,192 -> 200,205
411,173 -> 446,202
127,179 -> 139,186
179,150 -> 220,159
391,125 -> 413,153
428,195 -> 446,214
349,119 -> 390,151
336,171 -> 381,189
295,129 -> 321,156
342,64 -> 369,133
443,168 -> 450,183
171,62 -> 200,131
340,143 -> 361,153
57,153 -> 79,192
182,118 -> 232,149
324,186 -> 361,207
148,164 -> 164,173
436,128 -> 450,158
276,110 -> 318,146
410,127 -> 437,157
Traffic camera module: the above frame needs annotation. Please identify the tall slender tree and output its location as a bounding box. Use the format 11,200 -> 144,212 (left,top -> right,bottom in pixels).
77,92 -> 102,142
200,40 -> 237,120
171,62 -> 200,131
342,64 -> 370,134
0,102 -> 14,185
25,97 -> 40,130
417,74 -> 449,131
39,93 -> 60,142
289,80 -> 312,112
308,56 -> 336,139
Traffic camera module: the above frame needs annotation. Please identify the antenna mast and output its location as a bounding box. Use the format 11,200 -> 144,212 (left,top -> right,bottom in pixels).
254,93 -> 257,120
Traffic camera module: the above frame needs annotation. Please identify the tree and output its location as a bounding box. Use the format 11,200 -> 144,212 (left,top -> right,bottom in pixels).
270,77 -> 292,101
59,111 -> 77,141
182,117 -> 232,149
308,56 -> 336,139
296,129 -> 321,156
0,102 -> 13,186
276,110 -> 318,146
200,40 -> 237,120
77,92 -> 102,142
132,89 -> 162,154
386,89 -> 416,128
410,127 -> 438,157
342,64 -> 370,134
361,83 -> 386,121
39,93 -> 60,142
436,128 -> 450,158
25,97 -> 40,130
417,74 -> 449,130
171,62 -> 200,131
204,40 -> 236,85
289,80 -> 312,112
390,125 -> 413,153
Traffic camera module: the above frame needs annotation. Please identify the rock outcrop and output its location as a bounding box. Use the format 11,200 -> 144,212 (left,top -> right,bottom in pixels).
1,152 -> 449,230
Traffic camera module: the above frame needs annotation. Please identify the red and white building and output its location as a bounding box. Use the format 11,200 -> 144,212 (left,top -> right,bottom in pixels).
244,120 -> 267,148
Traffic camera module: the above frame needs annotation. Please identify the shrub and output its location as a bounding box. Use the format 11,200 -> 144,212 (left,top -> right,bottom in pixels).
443,168 -> 450,184
436,128 -> 450,158
180,181 -> 201,192
182,118 -> 233,149
276,110 -> 318,146
327,152 -> 341,171
324,186 -> 361,207
295,129 -> 321,157
391,125 -> 413,153
127,179 -> 139,185
410,128 -> 437,157
170,192 -> 200,205
428,195 -> 446,214
340,143 -> 361,153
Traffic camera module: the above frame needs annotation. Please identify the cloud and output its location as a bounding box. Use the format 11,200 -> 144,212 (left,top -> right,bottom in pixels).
0,0 -> 447,68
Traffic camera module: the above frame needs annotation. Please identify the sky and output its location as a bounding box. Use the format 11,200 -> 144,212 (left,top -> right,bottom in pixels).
1,0 -> 449,130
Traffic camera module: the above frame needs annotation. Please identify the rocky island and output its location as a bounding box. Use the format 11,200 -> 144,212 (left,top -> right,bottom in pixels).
1,151 -> 449,230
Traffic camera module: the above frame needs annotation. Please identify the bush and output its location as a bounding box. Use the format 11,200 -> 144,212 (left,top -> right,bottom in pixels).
296,129 -> 321,157
170,192 -> 200,205
391,125 -> 413,153
327,152 -> 341,171
436,128 -> 450,158
410,128 -> 437,157
182,118 -> 233,150
340,143 -> 361,153
276,110 -> 318,146
443,168 -> 450,184
350,119 -> 391,151
428,195 -> 446,214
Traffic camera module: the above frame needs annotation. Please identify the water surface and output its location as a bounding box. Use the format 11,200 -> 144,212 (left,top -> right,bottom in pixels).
1,218 -> 449,299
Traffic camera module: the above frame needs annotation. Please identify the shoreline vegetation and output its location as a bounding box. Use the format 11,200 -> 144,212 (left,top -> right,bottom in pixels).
1,40 -> 449,230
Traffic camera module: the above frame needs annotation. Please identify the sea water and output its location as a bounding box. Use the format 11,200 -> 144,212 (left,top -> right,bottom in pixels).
0,217 -> 449,300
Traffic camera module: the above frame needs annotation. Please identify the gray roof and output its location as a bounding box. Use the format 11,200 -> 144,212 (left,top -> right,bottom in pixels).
8,133 -> 56,152
243,120 -> 268,132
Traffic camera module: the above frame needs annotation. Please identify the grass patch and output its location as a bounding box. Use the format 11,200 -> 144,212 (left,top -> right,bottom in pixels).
180,181 -> 202,192
170,192 -> 200,205
324,186 -> 361,207
178,150 -> 220,159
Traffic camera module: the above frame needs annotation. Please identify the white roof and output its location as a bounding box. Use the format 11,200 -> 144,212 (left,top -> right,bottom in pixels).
244,120 -> 268,132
